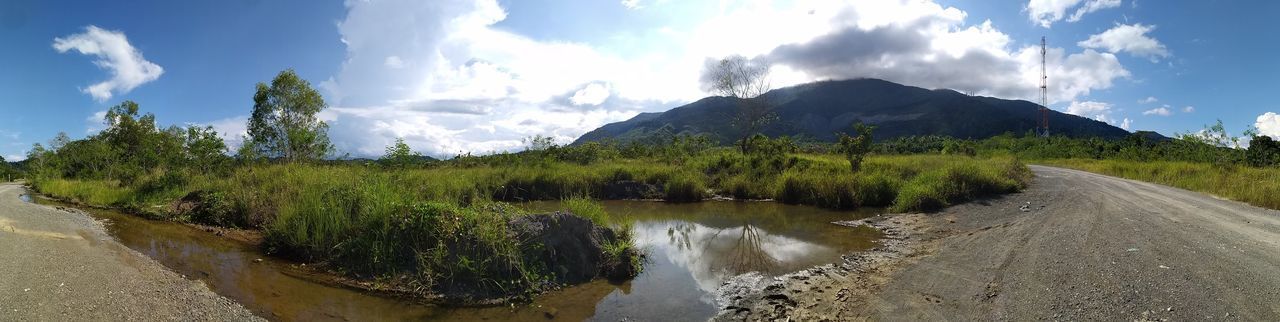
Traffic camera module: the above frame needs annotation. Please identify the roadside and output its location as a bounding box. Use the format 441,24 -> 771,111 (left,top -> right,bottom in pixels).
717,165 -> 1280,320
0,183 -> 262,321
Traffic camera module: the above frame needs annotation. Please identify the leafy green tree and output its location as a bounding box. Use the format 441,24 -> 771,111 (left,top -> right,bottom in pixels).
184,125 -> 229,173
837,122 -> 875,173
246,69 -> 333,162
25,143 -> 52,179
380,138 -> 421,168
1246,135 -> 1280,167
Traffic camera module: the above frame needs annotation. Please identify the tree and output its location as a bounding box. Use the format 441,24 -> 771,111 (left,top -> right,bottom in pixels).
1246,135 -> 1280,167
705,55 -> 774,154
184,125 -> 229,173
837,122 -> 875,173
246,69 -> 333,162
380,138 -> 421,168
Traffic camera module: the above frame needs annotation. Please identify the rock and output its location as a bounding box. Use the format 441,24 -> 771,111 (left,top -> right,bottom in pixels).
253,258 -> 263,263
508,212 -> 637,284
542,307 -> 558,319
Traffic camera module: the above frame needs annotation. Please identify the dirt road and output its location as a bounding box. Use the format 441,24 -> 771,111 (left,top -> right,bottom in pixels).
0,183 -> 261,321
721,165 -> 1280,320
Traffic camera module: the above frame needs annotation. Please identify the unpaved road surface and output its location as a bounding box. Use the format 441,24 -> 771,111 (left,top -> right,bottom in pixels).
868,165 -> 1280,320
722,165 -> 1280,321
0,183 -> 261,321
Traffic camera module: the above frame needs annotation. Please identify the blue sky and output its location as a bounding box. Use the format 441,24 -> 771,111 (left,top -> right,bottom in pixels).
1,0 -> 1278,160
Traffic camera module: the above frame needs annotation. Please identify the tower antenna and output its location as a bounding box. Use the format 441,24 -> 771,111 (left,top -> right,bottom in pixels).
1039,36 -> 1049,137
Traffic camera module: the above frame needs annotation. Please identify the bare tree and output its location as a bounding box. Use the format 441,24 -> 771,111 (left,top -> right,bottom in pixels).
705,55 -> 774,154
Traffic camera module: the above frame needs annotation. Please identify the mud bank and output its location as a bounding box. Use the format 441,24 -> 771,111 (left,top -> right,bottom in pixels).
713,213 -> 937,321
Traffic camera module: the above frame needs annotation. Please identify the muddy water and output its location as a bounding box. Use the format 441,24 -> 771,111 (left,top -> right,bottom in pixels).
38,197 -> 880,321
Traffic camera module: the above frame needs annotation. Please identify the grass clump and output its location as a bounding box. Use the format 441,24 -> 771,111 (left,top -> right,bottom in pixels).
663,173 -> 707,202
563,196 -> 608,225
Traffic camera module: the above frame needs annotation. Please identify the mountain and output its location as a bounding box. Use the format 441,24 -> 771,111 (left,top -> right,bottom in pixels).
574,78 -> 1130,144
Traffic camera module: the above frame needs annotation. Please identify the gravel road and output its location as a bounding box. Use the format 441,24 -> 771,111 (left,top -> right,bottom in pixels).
718,165 -> 1280,321
868,165 -> 1280,320
0,183 -> 261,321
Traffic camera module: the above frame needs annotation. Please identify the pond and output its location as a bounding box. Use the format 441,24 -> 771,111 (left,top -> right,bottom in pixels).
37,197 -> 882,321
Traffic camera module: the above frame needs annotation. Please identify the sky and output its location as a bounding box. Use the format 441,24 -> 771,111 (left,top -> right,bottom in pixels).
2,0 -> 1279,160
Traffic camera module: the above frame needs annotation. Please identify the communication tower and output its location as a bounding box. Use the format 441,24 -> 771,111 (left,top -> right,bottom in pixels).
1039,36 -> 1049,137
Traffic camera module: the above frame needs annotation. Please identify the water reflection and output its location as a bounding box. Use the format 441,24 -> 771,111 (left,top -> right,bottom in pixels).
516,200 -> 882,321
36,196 -> 879,322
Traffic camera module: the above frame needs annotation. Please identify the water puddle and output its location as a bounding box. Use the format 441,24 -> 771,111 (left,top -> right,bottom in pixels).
19,193 -> 31,203
36,198 -> 881,321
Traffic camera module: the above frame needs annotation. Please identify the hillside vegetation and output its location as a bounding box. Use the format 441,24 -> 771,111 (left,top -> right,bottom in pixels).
20,69 -> 1035,303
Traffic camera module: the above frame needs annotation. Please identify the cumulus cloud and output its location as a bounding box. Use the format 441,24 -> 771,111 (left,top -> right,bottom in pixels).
319,0 -> 1136,157
1142,106 -> 1172,116
1078,23 -> 1170,61
765,3 -> 1128,104
1027,0 -> 1121,28
1067,0 -> 1121,22
1256,112 -> 1280,139
1182,106 -> 1194,113
569,83 -> 612,106
1120,117 -> 1132,130
621,0 -> 641,10
53,26 -> 164,101
202,116 -> 250,152
1066,101 -> 1112,121
1138,96 -> 1157,104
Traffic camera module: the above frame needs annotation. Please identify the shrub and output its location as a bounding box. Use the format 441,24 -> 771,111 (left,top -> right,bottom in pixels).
664,173 -> 706,202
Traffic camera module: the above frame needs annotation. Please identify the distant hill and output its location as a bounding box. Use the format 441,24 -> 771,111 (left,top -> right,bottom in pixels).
574,78 -> 1130,144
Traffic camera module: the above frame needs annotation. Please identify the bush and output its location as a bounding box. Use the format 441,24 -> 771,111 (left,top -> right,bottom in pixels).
664,173 -> 707,202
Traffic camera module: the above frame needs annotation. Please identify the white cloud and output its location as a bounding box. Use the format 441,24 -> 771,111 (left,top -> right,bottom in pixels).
384,56 -> 405,69
1067,0 -> 1121,22
1182,106 -> 1194,113
318,0 -> 1136,157
1120,117 -> 1132,130
621,0 -> 641,10
1027,0 -> 1120,28
763,2 -> 1128,104
1142,106 -> 1172,116
86,110 -> 107,134
1066,100 -> 1111,116
1078,23 -> 1170,61
4,154 -> 23,162
53,26 -> 164,101
202,116 -> 250,152
1138,96 -> 1157,104
1255,112 -> 1280,139
569,83 -> 611,106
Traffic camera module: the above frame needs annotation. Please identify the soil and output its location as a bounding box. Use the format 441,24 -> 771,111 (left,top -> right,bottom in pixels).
715,165 -> 1280,320
0,183 -> 262,321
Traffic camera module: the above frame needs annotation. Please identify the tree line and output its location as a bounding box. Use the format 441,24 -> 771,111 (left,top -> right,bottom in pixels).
23,69 -> 336,184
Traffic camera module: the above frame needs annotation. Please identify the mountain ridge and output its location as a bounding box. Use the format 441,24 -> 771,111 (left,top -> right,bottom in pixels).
574,78 -> 1130,144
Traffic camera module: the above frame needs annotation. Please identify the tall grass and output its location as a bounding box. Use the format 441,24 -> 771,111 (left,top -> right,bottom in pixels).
31,150 -> 1029,300
1041,159 -> 1280,210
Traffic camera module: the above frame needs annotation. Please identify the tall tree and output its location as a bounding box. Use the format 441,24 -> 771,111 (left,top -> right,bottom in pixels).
246,69 -> 333,162
704,55 -> 774,154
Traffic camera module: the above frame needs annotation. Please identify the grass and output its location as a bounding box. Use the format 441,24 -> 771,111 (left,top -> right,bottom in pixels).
30,150 -> 1030,301
1039,158 -> 1280,210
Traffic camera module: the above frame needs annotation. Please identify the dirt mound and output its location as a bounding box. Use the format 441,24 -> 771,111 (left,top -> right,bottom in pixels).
508,212 -> 639,285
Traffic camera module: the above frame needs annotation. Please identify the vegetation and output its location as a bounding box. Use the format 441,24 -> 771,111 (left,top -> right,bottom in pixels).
1041,159 -> 1280,210
19,67 -> 1046,303
705,55 -> 775,154
244,69 -> 334,163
